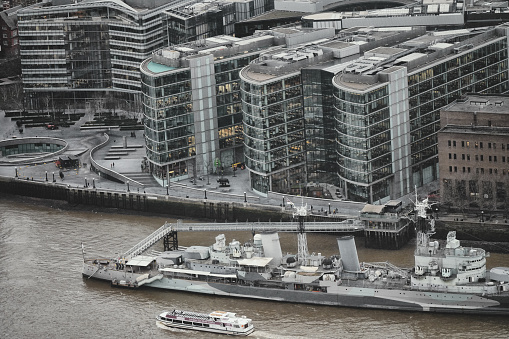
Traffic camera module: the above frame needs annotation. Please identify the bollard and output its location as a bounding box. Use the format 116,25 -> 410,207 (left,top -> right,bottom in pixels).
93,178 -> 95,189
52,172 -> 55,182
15,167 -> 18,178
244,192 -> 247,203
45,171 -> 48,181
204,189 -> 207,199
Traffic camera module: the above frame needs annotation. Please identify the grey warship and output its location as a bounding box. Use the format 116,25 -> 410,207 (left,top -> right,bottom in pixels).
82,197 -> 509,315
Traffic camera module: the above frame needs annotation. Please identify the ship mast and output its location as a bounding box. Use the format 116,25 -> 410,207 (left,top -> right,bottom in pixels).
413,187 -> 435,248
287,199 -> 309,265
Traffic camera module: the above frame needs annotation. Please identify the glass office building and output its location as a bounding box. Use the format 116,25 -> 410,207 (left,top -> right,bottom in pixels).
333,27 -> 509,203
140,34 -> 271,185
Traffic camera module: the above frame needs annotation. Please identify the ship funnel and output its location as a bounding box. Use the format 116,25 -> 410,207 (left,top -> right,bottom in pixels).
260,232 -> 283,263
337,236 -> 361,272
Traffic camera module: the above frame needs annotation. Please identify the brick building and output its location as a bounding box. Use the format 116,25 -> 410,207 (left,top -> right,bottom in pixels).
438,94 -> 509,212
0,5 -> 20,58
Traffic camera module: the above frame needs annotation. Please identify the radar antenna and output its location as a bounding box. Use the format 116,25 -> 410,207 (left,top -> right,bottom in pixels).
410,186 -> 436,247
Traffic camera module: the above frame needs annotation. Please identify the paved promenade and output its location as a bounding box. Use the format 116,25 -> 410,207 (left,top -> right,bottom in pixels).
0,109 -> 432,218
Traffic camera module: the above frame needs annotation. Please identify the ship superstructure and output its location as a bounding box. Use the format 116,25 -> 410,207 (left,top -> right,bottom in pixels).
82,198 -> 509,315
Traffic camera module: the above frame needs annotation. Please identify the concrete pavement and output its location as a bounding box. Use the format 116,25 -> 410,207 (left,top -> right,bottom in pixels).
0,108 -> 410,218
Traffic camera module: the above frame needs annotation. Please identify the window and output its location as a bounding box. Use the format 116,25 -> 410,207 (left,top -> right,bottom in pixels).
476,155 -> 479,161
462,167 -> 466,173
449,166 -> 452,172
462,141 -> 465,147
454,154 -> 457,159
467,154 -> 470,161
481,168 -> 484,174
488,143 -> 492,149
454,166 -> 457,172
489,169 -> 493,174
468,167 -> 471,173
481,155 -> 484,161
448,140 -> 451,147
494,156 -> 497,162
453,141 -> 457,147
449,153 -> 452,159
466,141 -> 470,147
489,156 -> 492,162
494,143 -> 496,149
462,154 -> 465,160
503,156 -> 506,163
480,142 -> 483,149
475,142 -> 478,149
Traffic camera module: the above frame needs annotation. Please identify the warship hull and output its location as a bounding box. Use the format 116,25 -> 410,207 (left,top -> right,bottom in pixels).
82,263 -> 509,315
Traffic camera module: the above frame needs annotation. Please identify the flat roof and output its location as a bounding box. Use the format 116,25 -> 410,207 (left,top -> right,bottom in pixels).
361,205 -> 385,214
444,95 -> 509,114
146,61 -> 175,73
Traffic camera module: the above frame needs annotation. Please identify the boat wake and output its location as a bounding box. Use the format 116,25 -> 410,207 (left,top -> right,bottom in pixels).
251,330 -> 296,339
155,321 -> 187,333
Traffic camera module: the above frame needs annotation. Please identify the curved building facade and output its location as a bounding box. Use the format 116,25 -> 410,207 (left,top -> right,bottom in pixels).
333,68 -> 403,203
240,51 -> 317,195
140,34 -> 271,185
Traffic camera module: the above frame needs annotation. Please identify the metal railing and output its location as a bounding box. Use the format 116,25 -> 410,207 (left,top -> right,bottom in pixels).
122,219 -> 365,259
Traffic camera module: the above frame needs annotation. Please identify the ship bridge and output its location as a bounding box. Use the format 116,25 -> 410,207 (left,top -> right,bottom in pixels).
122,219 -> 364,260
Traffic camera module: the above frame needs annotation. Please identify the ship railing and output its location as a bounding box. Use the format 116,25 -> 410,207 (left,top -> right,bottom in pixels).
167,220 -> 364,233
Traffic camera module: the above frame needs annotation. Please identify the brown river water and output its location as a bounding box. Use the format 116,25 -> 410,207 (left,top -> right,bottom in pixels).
1,196 -> 508,339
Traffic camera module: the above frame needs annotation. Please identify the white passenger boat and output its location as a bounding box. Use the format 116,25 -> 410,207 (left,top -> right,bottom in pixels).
156,309 -> 254,336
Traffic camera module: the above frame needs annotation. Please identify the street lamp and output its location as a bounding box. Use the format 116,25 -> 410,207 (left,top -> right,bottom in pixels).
328,203 -> 331,214
481,210 -> 484,223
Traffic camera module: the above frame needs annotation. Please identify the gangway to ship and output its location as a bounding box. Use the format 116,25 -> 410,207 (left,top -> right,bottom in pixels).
121,219 -> 364,260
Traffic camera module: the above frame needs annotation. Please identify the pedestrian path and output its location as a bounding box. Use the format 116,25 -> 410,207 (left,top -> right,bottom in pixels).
121,172 -> 159,186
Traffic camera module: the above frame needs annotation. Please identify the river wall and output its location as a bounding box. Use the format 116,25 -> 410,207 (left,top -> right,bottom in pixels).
0,176 -> 291,222
2,176 -> 507,251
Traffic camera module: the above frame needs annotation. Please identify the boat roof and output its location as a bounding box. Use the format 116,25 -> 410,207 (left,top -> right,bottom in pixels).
159,267 -> 237,278
126,255 -> 155,266
236,257 -> 273,267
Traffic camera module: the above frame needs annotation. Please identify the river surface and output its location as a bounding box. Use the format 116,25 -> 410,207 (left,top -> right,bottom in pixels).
1,196 -> 508,339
